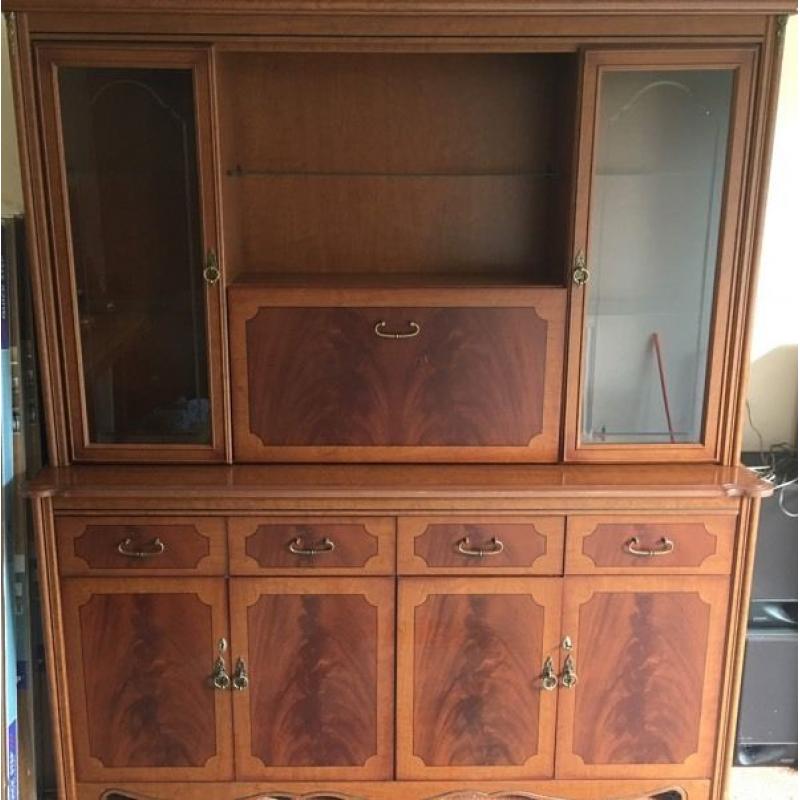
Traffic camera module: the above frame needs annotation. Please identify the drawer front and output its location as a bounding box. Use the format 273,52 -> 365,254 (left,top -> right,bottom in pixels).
565,515 -> 736,574
229,288 -> 564,462
56,516 -> 226,575
229,517 -> 395,574
399,516 -> 564,575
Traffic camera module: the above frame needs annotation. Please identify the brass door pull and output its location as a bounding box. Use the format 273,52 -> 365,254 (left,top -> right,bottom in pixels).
203,249 -> 220,285
232,658 -> 249,691
572,251 -> 589,285
561,654 -> 578,689
541,656 -> 558,692
117,537 -> 165,558
457,536 -> 504,557
624,536 -> 675,557
288,536 -> 336,556
210,638 -> 231,691
374,320 -> 421,339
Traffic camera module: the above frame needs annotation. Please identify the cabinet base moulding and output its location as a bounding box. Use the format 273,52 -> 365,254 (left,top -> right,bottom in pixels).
77,781 -> 710,800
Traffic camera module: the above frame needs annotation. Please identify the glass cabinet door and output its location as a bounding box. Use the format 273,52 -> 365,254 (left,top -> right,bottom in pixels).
37,47 -> 225,462
567,49 -> 755,461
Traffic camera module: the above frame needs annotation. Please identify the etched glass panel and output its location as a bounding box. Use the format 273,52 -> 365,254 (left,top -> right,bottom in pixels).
58,67 -> 209,444
581,69 -> 733,444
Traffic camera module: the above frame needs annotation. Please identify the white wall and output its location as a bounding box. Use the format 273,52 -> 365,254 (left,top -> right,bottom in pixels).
743,15 -> 799,451
1,16 -> 24,217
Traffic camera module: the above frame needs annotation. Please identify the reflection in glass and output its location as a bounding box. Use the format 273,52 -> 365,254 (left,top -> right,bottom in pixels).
582,69 -> 734,444
59,67 -> 209,444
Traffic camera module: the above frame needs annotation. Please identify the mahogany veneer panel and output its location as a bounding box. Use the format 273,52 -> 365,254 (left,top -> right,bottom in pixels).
61,578 -> 233,782
565,515 -> 736,574
229,287 -> 565,462
57,516 -> 226,575
398,516 -> 564,574
230,578 -> 394,781
556,576 -> 729,779
228,516 -> 395,574
397,577 -> 562,780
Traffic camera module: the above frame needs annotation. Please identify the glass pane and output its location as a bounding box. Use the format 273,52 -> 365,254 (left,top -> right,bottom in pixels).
58,66 -> 209,445
581,68 -> 733,445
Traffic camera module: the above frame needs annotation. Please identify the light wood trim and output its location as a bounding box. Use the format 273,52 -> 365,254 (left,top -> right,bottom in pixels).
396,576 -> 563,781
74,778 -> 713,800
34,43 -> 227,463
227,515 -> 395,575
31,496 -> 75,797
565,514 -> 736,574
555,574 -> 730,780
229,576 -> 395,782
714,496 -> 762,800
397,515 -> 565,575
60,576 -> 234,783
564,46 -> 758,464
56,515 -> 227,575
6,12 -> 71,465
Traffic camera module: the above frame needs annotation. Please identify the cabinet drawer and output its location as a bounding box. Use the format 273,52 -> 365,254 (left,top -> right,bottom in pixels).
398,516 -> 564,575
565,515 -> 736,575
229,287 -> 565,462
56,516 -> 226,575
229,517 -> 395,574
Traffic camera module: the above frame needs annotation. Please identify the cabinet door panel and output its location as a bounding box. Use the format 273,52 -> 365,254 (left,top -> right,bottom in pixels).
36,45 -> 226,462
230,577 -> 394,781
397,577 -> 562,780
61,578 -> 233,782
556,576 -> 728,779
565,48 -> 756,462
229,287 -> 564,462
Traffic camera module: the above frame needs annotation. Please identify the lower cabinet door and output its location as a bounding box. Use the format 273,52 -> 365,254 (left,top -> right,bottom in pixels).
397,577 -> 562,780
556,575 -> 729,779
61,578 -> 233,782
230,577 -> 395,780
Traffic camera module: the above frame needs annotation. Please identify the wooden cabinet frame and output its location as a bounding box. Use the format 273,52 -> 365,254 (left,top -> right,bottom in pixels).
564,47 -> 757,464
35,44 -> 229,463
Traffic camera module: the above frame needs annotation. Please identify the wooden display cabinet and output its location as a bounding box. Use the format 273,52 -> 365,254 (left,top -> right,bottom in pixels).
6,2 -> 790,800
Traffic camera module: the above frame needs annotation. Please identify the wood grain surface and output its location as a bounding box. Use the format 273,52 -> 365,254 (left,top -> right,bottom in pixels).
398,516 -> 564,575
565,515 -> 736,574
556,576 -> 729,779
231,578 -> 394,781
57,516 -> 226,575
397,577 -> 562,780
61,578 -> 233,782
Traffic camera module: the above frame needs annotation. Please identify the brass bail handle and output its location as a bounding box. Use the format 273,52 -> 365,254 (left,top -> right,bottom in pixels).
117,537 -> 165,558
288,536 -> 336,556
374,320 -> 421,339
624,536 -> 675,557
457,536 -> 505,557
210,638 -> 231,691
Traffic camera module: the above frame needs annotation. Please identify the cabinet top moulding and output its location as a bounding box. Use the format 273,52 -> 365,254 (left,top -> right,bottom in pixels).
26,463 -> 773,500
3,0 -> 796,14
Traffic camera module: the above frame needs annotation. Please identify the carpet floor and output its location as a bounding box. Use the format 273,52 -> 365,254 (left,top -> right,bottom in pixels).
730,767 -> 797,799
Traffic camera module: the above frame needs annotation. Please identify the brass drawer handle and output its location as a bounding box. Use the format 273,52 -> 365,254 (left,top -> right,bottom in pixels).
541,656 -> 558,692
561,654 -> 578,689
624,536 -> 675,557
232,657 -> 249,692
457,536 -> 504,557
374,320 -> 421,339
210,638 -> 231,691
288,536 -> 336,556
203,249 -> 220,285
117,536 -> 165,558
